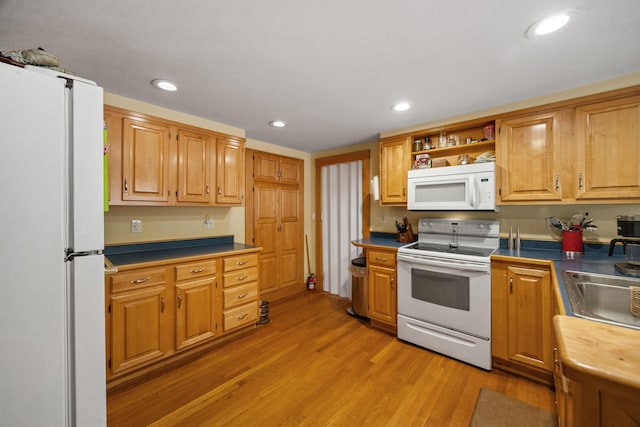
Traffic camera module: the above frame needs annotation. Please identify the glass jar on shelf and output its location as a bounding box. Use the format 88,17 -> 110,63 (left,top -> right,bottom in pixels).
438,131 -> 447,148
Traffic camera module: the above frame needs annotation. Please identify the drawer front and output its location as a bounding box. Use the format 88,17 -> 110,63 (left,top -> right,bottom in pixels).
367,250 -> 396,268
223,283 -> 258,309
223,253 -> 258,272
175,259 -> 217,281
223,302 -> 258,332
223,266 -> 258,288
111,268 -> 167,293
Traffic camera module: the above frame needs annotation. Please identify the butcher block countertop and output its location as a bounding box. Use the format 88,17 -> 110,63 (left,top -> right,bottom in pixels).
554,315 -> 640,392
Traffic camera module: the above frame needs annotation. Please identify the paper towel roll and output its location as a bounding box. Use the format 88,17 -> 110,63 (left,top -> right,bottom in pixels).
371,175 -> 380,201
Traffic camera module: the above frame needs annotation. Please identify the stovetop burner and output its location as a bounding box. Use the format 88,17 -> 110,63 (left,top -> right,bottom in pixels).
402,242 -> 495,258
615,262 -> 640,278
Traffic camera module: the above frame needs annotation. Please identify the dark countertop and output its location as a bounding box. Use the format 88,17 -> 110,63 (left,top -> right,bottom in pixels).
104,236 -> 261,269
351,234 -> 629,317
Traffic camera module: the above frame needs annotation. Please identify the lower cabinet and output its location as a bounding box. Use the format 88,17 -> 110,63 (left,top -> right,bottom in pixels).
174,259 -> 218,351
222,253 -> 259,332
105,250 -> 260,381
491,259 -> 553,384
367,248 -> 397,333
109,267 -> 172,375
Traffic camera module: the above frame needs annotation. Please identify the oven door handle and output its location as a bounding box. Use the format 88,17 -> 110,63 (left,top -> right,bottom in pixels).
397,253 -> 490,273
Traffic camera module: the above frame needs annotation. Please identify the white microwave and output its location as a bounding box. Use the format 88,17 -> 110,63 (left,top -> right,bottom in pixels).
407,162 -> 497,211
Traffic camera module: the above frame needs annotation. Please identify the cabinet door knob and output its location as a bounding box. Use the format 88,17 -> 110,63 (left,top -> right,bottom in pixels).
124,178 -> 129,193
555,175 -> 560,192
160,297 -> 165,312
177,293 -> 182,309
509,277 -> 513,294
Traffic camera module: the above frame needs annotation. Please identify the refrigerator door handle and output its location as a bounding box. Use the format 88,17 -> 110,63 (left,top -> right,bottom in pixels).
65,249 -> 101,262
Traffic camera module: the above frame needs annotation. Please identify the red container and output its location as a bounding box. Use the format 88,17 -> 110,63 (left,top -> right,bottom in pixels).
562,229 -> 584,253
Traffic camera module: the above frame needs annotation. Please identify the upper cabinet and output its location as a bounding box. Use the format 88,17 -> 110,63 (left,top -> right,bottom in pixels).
575,96 -> 640,201
379,137 -> 411,204
216,138 -> 245,205
379,86 -> 640,207
104,106 -> 245,207
121,118 -> 172,204
176,129 -> 214,204
496,112 -> 565,203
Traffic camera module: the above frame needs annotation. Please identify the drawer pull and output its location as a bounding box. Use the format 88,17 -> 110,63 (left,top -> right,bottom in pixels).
236,261 -> 248,266
237,275 -> 248,281
235,313 -> 248,320
375,257 -> 387,262
130,277 -> 151,284
235,293 -> 248,299
191,267 -> 206,273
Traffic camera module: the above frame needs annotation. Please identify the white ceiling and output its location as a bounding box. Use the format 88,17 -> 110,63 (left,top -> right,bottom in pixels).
2,1 -> 640,153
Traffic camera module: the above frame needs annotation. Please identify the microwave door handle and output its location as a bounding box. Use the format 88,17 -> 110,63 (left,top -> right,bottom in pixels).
469,177 -> 477,208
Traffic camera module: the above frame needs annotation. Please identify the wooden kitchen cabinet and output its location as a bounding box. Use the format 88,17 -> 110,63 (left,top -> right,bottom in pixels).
367,249 -> 397,333
215,138 -> 245,205
379,136 -> 411,204
491,259 -> 553,384
174,259 -> 218,351
176,129 -> 214,204
121,117 -> 172,204
108,267 -> 172,376
553,315 -> 640,427
497,92 -> 640,205
496,112 -> 565,203
222,253 -> 259,332
575,95 -> 640,201
104,105 -> 245,206
246,150 -> 304,299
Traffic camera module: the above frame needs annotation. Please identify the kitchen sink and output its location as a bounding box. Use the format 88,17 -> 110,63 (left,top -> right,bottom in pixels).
562,270 -> 640,330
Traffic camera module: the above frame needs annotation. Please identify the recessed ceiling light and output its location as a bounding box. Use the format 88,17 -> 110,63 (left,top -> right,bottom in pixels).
269,120 -> 287,128
151,79 -> 178,91
526,9 -> 576,38
392,102 -> 411,112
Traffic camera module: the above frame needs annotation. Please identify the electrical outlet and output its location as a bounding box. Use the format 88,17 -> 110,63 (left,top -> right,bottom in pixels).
131,219 -> 142,233
546,217 -> 553,230
203,218 -> 214,229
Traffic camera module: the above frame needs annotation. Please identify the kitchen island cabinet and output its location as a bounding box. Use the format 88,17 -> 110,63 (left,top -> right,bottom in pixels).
553,315 -> 640,427
491,258 -> 554,385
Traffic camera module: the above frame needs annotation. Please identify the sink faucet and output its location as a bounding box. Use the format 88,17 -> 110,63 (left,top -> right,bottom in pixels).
449,223 -> 459,248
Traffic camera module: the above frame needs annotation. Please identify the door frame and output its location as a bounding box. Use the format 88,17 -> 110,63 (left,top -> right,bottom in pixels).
314,150 -> 370,292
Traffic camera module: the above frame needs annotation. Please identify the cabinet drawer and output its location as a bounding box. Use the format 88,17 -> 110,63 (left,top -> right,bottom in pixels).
223,283 -> 258,309
175,259 -> 217,281
223,253 -> 258,272
111,268 -> 166,293
367,250 -> 396,268
223,302 -> 258,332
223,266 -> 258,288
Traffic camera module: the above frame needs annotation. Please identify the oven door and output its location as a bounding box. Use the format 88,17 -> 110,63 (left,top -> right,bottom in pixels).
397,252 -> 491,339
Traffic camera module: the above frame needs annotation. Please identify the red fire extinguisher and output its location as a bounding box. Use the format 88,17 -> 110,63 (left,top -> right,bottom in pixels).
307,273 -> 316,291
305,235 -> 315,291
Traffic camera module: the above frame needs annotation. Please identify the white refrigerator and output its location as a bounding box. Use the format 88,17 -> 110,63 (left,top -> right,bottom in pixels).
0,62 -> 106,426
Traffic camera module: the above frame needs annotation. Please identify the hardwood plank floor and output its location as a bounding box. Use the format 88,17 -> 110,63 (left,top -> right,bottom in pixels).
107,291 -> 556,426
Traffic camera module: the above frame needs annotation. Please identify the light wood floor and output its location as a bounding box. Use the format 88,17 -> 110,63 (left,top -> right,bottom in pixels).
107,291 -> 556,426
